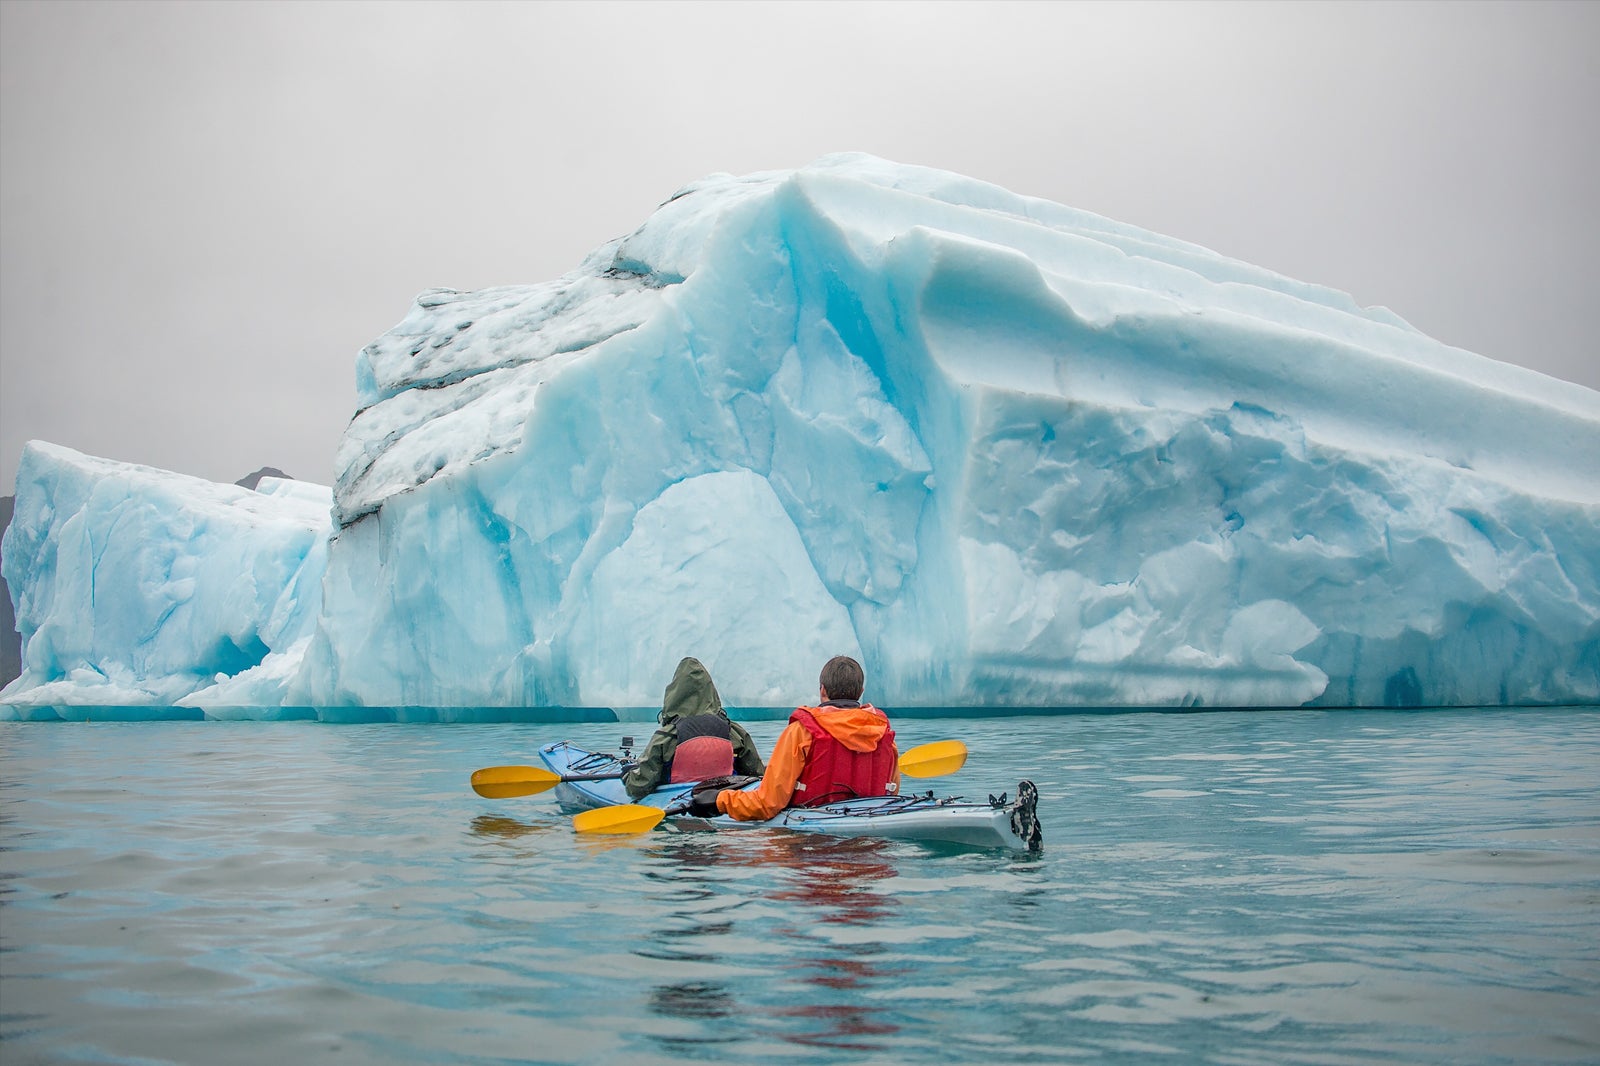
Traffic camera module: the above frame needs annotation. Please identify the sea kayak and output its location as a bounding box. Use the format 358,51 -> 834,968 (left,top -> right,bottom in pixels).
538,739 -> 1043,852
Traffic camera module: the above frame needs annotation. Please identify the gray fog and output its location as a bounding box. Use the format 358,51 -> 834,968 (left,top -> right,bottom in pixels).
2,0 -> 1595,492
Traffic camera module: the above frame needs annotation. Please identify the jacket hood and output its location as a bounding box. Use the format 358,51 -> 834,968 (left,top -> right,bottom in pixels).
809,705 -> 889,752
659,657 -> 724,723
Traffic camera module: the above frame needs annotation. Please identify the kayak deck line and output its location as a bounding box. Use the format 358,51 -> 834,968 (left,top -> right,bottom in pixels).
548,740 -> 634,776
755,791 -> 993,817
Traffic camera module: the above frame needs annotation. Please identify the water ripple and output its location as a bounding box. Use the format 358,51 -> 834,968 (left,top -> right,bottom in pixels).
1,709 -> 1597,1064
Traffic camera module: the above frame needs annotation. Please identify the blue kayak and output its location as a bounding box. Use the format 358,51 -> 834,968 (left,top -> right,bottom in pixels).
539,739 -> 1042,852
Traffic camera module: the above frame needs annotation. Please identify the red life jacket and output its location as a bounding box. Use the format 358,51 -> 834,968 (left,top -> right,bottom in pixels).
668,714 -> 735,783
789,705 -> 898,807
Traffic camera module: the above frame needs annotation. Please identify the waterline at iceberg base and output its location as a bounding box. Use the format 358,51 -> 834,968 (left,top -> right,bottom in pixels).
11,703 -> 1493,725
3,155 -> 1597,719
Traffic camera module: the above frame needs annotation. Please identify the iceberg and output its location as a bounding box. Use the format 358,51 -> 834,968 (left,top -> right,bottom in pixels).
3,154 -> 1597,718
1,443 -> 330,717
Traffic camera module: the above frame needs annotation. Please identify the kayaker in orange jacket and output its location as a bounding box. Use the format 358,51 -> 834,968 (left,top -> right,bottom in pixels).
687,655 -> 900,820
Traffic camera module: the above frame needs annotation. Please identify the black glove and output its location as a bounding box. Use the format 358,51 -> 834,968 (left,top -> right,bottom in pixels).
686,787 -> 722,818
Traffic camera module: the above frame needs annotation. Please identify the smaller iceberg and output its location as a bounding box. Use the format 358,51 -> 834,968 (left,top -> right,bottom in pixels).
1,442 -> 330,716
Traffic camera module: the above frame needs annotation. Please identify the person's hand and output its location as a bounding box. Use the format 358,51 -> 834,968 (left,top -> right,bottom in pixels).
686,787 -> 722,818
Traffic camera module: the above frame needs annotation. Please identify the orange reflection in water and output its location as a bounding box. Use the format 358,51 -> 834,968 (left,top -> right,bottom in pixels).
641,829 -> 907,1052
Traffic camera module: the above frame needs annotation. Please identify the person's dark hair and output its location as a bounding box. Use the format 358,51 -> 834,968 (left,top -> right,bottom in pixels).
818,655 -> 864,701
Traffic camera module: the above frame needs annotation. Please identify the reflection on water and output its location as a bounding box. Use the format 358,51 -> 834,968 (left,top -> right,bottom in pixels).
467,814 -> 548,840
638,832 -> 905,1052
651,980 -> 738,1020
766,834 -> 902,924
0,710 -> 1597,1065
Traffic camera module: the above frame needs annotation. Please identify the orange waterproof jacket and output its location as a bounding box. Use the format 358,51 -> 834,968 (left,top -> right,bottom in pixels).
716,703 -> 900,821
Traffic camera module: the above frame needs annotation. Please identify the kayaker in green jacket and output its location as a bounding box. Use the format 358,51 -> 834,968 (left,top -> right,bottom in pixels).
622,657 -> 765,800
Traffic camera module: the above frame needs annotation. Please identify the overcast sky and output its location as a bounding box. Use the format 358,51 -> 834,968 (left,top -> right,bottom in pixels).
2,0 -> 1595,492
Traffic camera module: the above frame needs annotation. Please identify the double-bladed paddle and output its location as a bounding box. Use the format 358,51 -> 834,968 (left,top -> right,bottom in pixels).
570,739 -> 970,835
469,765 -> 628,799
895,738 -> 967,779
473,738 -> 968,800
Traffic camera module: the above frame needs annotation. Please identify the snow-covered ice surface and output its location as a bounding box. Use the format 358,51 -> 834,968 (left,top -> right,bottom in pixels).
3,155 -> 1597,717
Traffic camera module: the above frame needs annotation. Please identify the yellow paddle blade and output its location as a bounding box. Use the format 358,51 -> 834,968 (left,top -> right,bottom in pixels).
470,765 -> 562,799
898,739 -> 968,779
573,804 -> 667,836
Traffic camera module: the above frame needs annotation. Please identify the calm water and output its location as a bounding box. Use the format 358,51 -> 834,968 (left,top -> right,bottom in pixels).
1,709 -> 1596,1066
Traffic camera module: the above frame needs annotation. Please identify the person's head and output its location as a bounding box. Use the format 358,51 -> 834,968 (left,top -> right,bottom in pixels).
818,655 -> 864,702
661,657 -> 723,722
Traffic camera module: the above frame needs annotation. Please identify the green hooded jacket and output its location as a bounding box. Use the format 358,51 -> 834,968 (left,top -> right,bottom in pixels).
622,657 -> 765,799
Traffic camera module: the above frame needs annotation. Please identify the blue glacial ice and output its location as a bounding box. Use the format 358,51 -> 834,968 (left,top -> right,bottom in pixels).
3,154 -> 1597,718
2,443 -> 329,716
